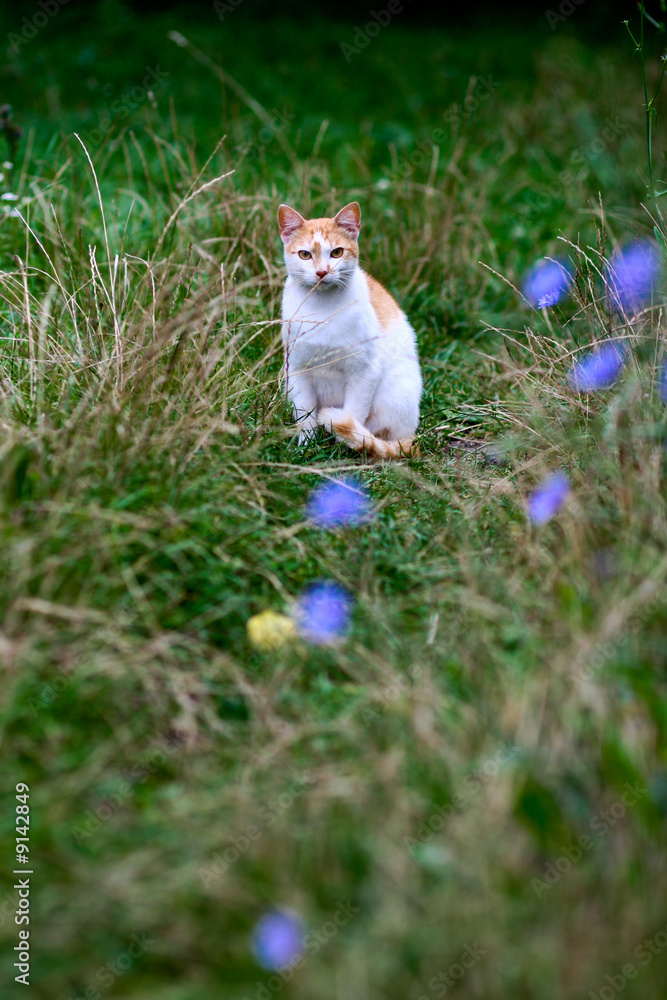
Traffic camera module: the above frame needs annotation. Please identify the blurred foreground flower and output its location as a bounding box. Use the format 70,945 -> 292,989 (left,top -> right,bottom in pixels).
660,360 -> 667,403
252,909 -> 304,970
528,472 -> 570,526
246,610 -> 297,651
294,580 -> 352,645
608,241 -> 661,312
523,258 -> 573,308
305,477 -> 373,528
568,341 -> 626,393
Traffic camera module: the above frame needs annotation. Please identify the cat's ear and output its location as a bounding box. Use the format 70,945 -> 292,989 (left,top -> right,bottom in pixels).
333,202 -> 361,239
278,204 -> 306,244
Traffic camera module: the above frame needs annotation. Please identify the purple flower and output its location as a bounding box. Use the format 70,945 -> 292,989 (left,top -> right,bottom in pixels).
608,241 -> 661,312
567,341 -> 626,393
528,472 -> 570,526
305,478 -> 373,528
523,258 -> 573,308
660,359 -> 667,403
294,580 -> 352,645
252,910 -> 304,970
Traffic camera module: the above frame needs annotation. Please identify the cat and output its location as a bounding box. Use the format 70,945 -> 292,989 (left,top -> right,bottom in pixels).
278,201 -> 422,459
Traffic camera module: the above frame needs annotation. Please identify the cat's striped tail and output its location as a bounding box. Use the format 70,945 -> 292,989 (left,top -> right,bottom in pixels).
318,408 -> 413,460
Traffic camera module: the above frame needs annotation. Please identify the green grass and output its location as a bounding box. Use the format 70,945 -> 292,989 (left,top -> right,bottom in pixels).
1,5 -> 667,999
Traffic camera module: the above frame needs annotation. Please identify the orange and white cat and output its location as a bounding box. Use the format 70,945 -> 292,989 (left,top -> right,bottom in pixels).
278,201 -> 422,459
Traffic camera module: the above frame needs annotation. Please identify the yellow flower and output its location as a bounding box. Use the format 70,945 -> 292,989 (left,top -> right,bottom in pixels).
246,610 -> 297,651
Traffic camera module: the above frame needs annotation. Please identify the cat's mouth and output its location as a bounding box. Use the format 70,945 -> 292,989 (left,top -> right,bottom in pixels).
314,274 -> 336,288
297,273 -> 342,290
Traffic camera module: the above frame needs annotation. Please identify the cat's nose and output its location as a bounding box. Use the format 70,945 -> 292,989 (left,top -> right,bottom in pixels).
316,269 -> 328,278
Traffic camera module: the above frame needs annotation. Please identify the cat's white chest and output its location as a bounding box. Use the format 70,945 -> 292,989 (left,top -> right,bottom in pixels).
281,272 -> 379,377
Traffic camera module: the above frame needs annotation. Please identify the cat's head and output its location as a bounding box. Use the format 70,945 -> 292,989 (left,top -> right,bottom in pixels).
277,202 -> 361,289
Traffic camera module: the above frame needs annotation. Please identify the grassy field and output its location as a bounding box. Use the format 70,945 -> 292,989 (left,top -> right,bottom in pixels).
1,3 -> 667,998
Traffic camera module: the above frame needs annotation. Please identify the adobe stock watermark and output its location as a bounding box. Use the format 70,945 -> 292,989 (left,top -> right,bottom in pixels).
64,932 -> 154,1000
417,942 -> 487,999
242,901 -> 359,1000
545,0 -> 586,31
233,106 -> 295,166
588,920 -> 667,1000
360,661 -> 423,726
531,782 -> 647,898
516,115 -> 633,222
404,742 -> 520,856
392,75 -> 501,182
199,773 -> 311,887
445,75 -> 502,132
340,0 -> 408,63
213,0 -> 243,20
8,0 -> 71,54
567,582 -> 666,690
71,66 -> 169,164
27,610 -> 137,717
70,731 -> 186,844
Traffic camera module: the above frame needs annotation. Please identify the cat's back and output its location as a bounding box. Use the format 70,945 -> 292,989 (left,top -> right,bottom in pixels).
363,270 -> 416,339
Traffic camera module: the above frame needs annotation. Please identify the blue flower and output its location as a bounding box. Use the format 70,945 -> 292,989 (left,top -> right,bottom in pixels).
523,258 -> 573,308
305,478 -> 373,528
528,472 -> 570,526
608,241 -> 661,312
568,341 -> 626,393
294,581 -> 352,645
660,359 -> 667,403
252,910 -> 304,970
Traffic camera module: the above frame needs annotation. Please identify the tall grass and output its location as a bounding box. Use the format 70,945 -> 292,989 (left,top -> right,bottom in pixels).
0,10 -> 666,1000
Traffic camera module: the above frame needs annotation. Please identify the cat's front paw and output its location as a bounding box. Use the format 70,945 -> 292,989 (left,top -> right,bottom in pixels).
296,417 -> 319,445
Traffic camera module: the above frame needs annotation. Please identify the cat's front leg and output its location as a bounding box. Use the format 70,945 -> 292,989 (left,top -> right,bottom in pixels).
287,369 -> 319,445
318,375 -> 379,446
342,372 -> 380,429
297,417 -> 318,445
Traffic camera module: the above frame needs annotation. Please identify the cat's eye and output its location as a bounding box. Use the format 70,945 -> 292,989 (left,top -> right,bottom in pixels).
298,250 -> 312,260
330,247 -> 344,258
